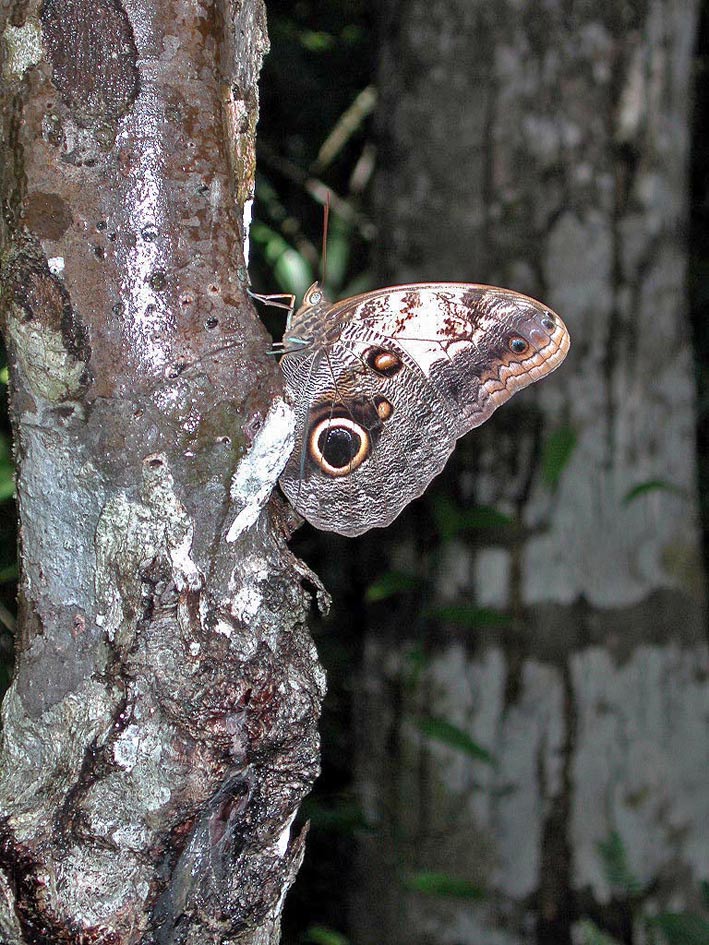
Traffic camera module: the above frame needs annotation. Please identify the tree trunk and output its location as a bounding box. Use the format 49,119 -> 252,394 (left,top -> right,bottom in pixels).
0,2 -> 324,942
354,2 -> 707,943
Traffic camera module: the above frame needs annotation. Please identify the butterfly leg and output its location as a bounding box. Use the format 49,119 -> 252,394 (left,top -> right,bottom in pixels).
248,289 -> 300,356
247,289 -> 296,315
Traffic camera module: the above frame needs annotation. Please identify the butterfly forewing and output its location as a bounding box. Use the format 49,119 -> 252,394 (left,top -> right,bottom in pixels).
279,282 -> 570,536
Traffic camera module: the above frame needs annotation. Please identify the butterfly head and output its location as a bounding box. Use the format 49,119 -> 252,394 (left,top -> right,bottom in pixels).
284,282 -> 333,350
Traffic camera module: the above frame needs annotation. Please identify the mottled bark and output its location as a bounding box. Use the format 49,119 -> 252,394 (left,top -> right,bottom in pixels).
0,2 -> 324,943
355,2 -> 707,944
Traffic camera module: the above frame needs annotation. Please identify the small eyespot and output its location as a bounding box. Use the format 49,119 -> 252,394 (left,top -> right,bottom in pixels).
541,316 -> 555,331
365,347 -> 403,377
308,417 -> 370,477
375,396 -> 394,421
509,337 -> 528,354
309,290 -> 322,305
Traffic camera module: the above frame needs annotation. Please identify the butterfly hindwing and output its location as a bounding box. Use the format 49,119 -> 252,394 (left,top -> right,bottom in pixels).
279,336 -> 457,536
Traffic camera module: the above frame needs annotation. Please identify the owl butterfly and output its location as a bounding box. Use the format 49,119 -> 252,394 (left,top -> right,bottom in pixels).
267,278 -> 570,537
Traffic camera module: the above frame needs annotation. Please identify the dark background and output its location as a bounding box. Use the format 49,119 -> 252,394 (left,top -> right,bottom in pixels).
1,2 -> 707,944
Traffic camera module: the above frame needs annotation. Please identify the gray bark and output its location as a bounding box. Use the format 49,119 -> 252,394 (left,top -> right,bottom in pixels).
355,2 -> 707,943
0,2 -> 324,943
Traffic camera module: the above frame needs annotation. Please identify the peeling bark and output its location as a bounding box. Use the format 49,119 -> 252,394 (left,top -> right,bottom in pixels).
356,2 -> 707,944
0,2 -> 325,942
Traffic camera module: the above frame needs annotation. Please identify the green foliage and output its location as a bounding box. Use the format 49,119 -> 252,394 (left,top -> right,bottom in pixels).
431,494 -> 513,541
249,221 -> 315,299
298,30 -> 337,53
622,480 -> 684,505
403,871 -> 485,900
364,570 -> 418,603
301,795 -> 368,834
597,830 -> 645,896
541,426 -> 577,488
591,833 -> 709,945
0,433 -> 15,502
0,367 -> 13,504
302,925 -> 350,945
430,604 -> 511,629
576,919 -> 623,945
416,715 -> 495,765
648,913 -> 709,945
701,879 -> 709,909
402,643 -> 427,689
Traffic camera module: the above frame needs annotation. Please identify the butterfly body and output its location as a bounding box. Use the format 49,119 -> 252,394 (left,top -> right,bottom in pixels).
278,281 -> 570,536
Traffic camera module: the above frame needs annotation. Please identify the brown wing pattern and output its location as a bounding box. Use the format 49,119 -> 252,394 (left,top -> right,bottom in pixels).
279,283 -> 570,536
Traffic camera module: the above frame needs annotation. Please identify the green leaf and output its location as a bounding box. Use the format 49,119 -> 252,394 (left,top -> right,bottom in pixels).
648,913 -> 709,945
298,29 -> 336,52
458,506 -> 514,529
576,919 -> 624,945
301,797 -> 367,834
249,222 -> 314,298
597,831 -> 644,896
700,879 -> 709,909
404,871 -> 485,900
274,250 -> 314,299
416,716 -> 495,765
322,217 -> 351,293
0,564 -> 18,583
431,495 -> 513,541
430,605 -> 511,629
365,571 -> 418,603
402,643 -> 427,688
0,435 -> 15,502
541,427 -> 577,488
303,925 -> 350,945
622,480 -> 684,505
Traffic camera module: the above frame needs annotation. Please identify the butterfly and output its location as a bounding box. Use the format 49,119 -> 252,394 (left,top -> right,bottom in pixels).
259,278 -> 570,537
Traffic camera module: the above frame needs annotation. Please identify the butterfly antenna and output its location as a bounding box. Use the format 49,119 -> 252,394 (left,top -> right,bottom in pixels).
321,190 -> 331,292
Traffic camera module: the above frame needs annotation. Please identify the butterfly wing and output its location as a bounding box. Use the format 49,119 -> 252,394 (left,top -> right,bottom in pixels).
279,283 -> 570,536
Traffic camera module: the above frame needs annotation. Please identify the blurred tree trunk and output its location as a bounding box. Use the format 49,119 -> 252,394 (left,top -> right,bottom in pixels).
354,2 -> 707,944
0,2 -> 324,943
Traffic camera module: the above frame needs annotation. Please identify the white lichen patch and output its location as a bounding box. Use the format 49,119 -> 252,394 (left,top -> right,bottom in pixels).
275,810 -> 297,857
48,846 -> 152,927
95,454 -> 203,638
2,20 -> 42,79
48,256 -> 65,276
7,316 -> 86,403
214,619 -> 234,639
230,574 -> 267,626
111,721 -> 169,780
0,679 -> 115,841
226,398 -> 295,542
243,197 -> 253,266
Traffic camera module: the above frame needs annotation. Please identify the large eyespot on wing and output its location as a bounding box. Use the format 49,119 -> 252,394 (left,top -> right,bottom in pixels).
301,395 -> 393,479
308,416 -> 370,477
